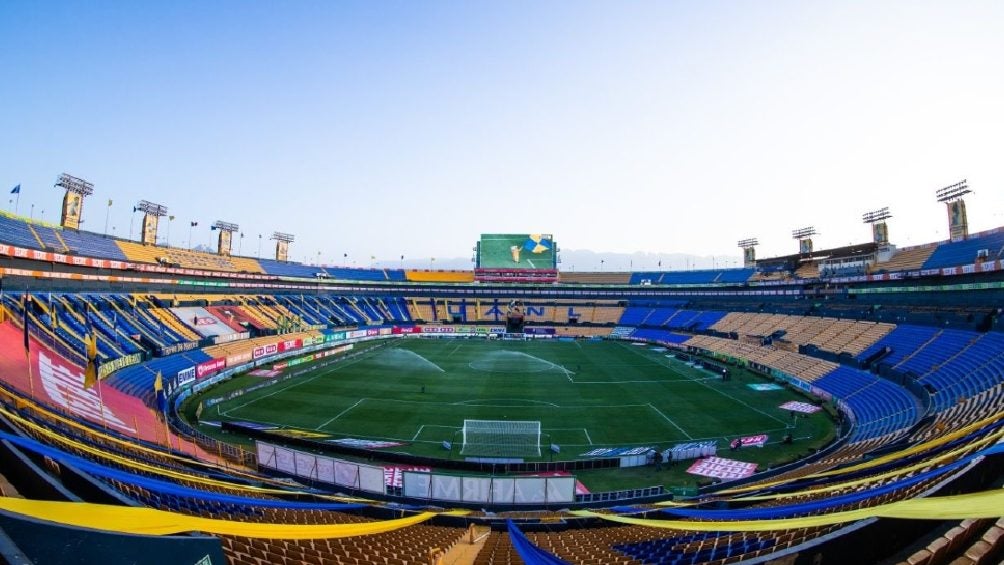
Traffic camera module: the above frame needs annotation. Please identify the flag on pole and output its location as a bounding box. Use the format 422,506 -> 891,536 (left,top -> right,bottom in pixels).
83,307 -> 99,389
22,294 -> 30,356
10,184 -> 20,194
107,198 -> 113,207
154,371 -> 166,413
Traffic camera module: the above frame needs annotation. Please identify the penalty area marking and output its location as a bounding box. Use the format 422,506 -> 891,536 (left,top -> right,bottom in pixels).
452,398 -> 560,408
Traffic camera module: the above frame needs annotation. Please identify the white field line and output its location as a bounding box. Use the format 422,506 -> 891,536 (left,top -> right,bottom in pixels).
647,403 -> 694,440
620,341 -> 787,425
219,347 -> 384,417
316,399 -> 365,430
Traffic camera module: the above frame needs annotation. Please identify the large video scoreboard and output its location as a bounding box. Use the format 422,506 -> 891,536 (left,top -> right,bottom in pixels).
475,234 -> 558,283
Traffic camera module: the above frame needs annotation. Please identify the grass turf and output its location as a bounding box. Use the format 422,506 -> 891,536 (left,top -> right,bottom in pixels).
202,339 -> 835,482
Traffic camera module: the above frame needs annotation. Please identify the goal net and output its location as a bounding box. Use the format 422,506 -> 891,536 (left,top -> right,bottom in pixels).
461,419 -> 541,457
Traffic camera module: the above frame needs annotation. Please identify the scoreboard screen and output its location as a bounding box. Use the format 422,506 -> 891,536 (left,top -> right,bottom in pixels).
475,234 -> 557,282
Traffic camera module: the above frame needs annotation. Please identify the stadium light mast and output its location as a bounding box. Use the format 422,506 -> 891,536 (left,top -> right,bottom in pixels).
211,220 -> 240,257
737,238 -> 759,268
862,207 -> 892,246
791,227 -> 817,255
54,173 -> 95,230
135,200 -> 168,246
271,231 -> 295,262
935,179 -> 972,242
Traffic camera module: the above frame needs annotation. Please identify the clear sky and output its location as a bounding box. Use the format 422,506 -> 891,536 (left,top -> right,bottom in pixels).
2,1 -> 1002,268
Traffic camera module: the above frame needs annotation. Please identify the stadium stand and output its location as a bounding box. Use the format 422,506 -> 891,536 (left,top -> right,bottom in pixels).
559,271 -> 632,284
629,268 -> 755,285
922,228 -> 1004,270
404,270 -> 476,283
876,243 -> 939,273
3,210 -> 1004,565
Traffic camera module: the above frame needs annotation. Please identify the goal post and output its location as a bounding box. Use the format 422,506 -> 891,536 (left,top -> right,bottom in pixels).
461,419 -> 541,457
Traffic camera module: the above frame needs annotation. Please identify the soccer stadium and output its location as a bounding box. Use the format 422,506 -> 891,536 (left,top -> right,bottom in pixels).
0,178 -> 1002,564
3,4 -> 1004,565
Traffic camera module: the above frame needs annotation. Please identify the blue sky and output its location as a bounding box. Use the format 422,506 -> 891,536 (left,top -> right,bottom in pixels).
2,1 -> 1003,269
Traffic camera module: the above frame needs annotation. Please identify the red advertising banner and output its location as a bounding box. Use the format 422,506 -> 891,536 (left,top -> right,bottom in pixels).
196,358 -> 227,379
277,338 -> 302,353
252,343 -> 279,359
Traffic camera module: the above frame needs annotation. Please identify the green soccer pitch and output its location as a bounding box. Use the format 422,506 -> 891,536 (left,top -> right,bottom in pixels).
198,339 -> 836,469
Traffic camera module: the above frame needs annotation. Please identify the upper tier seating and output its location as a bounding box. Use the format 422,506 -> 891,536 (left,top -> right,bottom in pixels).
629,268 -> 755,285
0,212 -> 129,260
876,244 -> 937,273
923,230 -> 1004,270
117,241 -> 265,273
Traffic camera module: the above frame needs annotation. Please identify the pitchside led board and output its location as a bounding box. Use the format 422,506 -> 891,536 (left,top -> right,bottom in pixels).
477,234 -> 557,270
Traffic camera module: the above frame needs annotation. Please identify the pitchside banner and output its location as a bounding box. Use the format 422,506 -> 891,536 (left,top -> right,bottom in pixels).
418,326 -> 505,335
253,343 -> 279,359
402,472 -> 575,504
256,442 -> 385,494
196,358 -> 226,379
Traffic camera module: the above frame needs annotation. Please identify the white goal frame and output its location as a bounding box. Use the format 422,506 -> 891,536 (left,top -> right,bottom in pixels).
460,419 -> 542,457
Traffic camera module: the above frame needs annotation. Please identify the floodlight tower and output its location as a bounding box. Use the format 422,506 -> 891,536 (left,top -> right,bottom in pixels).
936,180 -> 972,242
54,173 -> 95,229
737,238 -> 759,268
792,227 -> 817,255
211,220 -> 240,256
271,232 -> 295,262
862,207 -> 892,246
135,200 -> 168,246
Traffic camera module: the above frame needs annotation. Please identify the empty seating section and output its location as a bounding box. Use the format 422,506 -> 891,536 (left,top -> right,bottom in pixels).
794,262 -> 819,279
618,306 -> 725,331
860,326 -> 1004,411
105,350 -> 213,405
712,313 -> 894,356
559,271 -> 632,284
631,329 -> 691,344
0,212 -> 131,259
613,531 -> 775,564
0,213 -> 45,249
629,269 -> 755,285
901,518 -> 1004,565
220,525 -> 467,565
876,244 -> 937,273
116,241 -> 266,273
30,224 -> 68,252
202,331 -> 324,364
923,230 -> 1004,270
687,335 -> 837,382
813,367 -> 919,440
687,335 -> 919,440
404,270 -> 476,282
